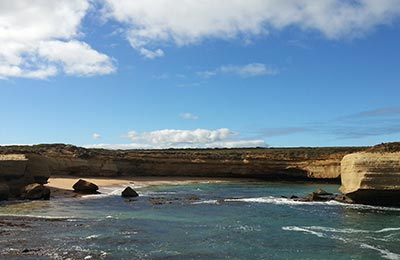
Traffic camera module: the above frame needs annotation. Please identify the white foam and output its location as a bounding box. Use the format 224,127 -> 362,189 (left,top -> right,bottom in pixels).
223,196 -> 400,211
85,235 -> 100,239
81,185 -> 142,199
282,226 -> 326,238
0,213 -> 76,220
376,228 -> 400,233
224,196 -> 343,206
285,225 -> 400,235
360,243 -> 400,260
283,225 -> 400,260
192,200 -> 219,205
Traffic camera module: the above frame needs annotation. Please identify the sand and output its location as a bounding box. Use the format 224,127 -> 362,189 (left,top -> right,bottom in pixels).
46,176 -> 254,198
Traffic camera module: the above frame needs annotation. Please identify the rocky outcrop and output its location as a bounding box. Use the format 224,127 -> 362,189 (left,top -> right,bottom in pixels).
121,187 -> 139,197
20,183 -> 50,200
25,154 -> 51,184
73,179 -> 99,194
0,154 -> 51,200
340,151 -> 400,206
0,154 -> 28,199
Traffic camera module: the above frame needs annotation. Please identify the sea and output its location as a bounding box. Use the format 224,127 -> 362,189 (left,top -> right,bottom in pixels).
1,181 -> 400,260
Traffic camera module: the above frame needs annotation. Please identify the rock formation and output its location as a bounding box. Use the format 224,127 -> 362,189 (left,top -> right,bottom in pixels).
20,183 -> 50,200
72,179 -> 99,194
0,154 -> 51,200
340,144 -> 400,206
121,187 -> 139,198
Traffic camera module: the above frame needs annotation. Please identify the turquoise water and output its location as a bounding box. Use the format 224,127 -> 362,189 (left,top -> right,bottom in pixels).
1,182 -> 400,259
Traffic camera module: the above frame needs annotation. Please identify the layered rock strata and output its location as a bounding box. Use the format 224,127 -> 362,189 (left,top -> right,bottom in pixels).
340,152 -> 400,206
0,144 -> 364,182
0,154 -> 51,199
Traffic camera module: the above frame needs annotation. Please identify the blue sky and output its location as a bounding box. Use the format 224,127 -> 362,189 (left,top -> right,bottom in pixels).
1,0 -> 400,148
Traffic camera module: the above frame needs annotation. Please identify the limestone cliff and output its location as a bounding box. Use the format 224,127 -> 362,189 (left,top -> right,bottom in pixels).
0,154 -> 51,199
340,150 -> 400,206
1,144 -> 364,181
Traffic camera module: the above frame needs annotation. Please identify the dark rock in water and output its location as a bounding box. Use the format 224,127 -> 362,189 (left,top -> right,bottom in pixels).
306,192 -> 335,202
21,183 -> 50,200
306,193 -> 325,202
315,188 -> 333,196
185,196 -> 201,201
121,187 -> 139,198
72,179 -> 99,194
334,194 -> 354,204
148,196 -> 201,205
289,195 -> 299,199
0,183 -> 10,200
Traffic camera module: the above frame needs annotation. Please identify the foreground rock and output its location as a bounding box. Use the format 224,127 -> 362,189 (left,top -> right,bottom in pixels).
72,179 -> 99,194
121,187 -> 139,198
340,150 -> 400,206
20,183 -> 50,200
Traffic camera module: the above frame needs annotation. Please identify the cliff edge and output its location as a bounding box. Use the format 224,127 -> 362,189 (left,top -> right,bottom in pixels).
340,142 -> 400,206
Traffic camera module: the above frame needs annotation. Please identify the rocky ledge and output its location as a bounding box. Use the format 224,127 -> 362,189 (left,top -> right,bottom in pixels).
340,143 -> 400,206
0,154 -> 50,200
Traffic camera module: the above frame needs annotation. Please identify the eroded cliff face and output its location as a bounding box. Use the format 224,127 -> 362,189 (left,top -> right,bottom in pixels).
340,152 -> 400,206
0,144 -> 367,200
0,154 -> 51,199
1,144 -> 363,181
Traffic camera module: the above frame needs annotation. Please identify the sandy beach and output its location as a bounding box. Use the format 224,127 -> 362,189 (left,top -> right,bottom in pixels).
46,176 -> 256,198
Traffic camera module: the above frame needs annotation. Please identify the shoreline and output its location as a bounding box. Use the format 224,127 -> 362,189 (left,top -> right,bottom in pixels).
46,176 -> 261,198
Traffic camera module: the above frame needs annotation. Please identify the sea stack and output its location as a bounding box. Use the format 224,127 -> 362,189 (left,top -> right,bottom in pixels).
340,146 -> 400,206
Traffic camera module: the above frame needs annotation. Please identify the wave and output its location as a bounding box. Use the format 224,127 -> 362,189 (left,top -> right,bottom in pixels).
192,200 -> 219,205
223,196 -> 400,211
283,225 -> 400,260
224,196 -> 340,205
0,213 -> 77,220
360,243 -> 400,260
282,226 -> 326,238
305,226 -> 400,234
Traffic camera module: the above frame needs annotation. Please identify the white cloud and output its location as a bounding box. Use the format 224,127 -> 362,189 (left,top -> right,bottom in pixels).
199,63 -> 278,78
197,71 -> 218,79
138,48 -> 165,59
92,133 -> 102,139
87,128 -> 265,149
103,0 -> 400,57
38,41 -> 115,76
220,63 -> 278,77
0,0 -> 115,79
180,113 -> 199,120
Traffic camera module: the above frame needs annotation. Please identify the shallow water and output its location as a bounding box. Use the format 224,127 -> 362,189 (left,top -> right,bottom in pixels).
1,182 -> 399,259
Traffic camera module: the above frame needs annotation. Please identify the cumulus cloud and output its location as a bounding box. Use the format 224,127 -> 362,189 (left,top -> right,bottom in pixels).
0,0 -> 115,79
180,113 -> 199,120
92,133 -> 102,139
87,128 -> 265,149
199,63 -> 278,78
102,0 -> 400,57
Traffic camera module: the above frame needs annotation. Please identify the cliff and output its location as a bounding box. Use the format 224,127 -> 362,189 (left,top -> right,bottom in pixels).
340,142 -> 400,206
0,154 -> 50,199
0,144 -> 364,180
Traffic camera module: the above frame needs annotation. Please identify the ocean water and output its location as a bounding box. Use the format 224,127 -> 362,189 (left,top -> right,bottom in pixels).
1,182 -> 400,260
